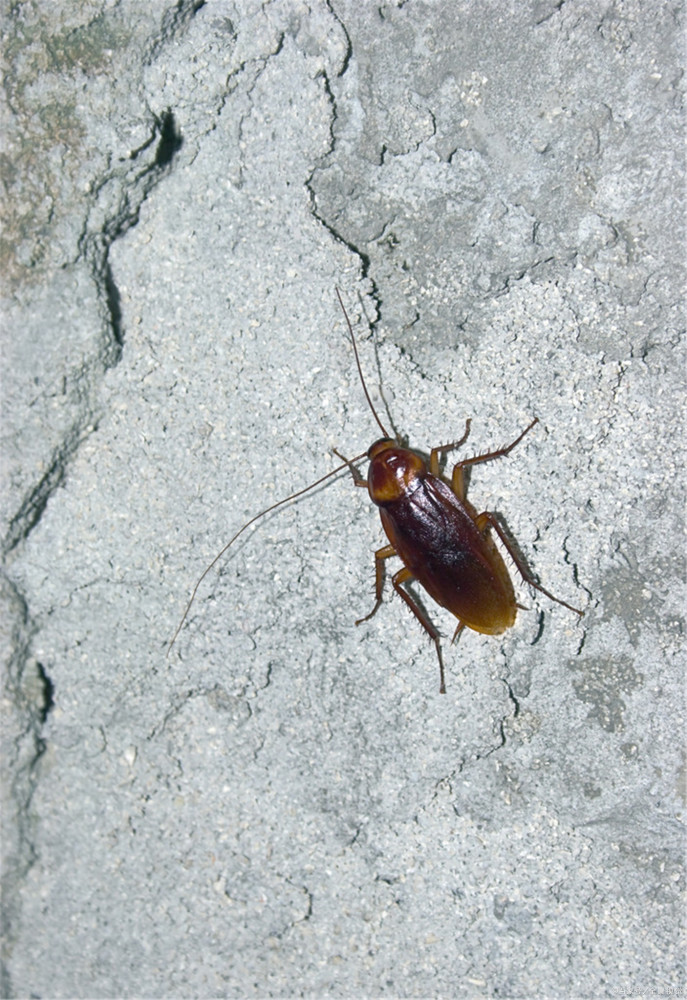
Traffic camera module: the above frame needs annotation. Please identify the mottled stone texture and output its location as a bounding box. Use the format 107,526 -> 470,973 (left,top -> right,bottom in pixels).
1,1 -> 684,997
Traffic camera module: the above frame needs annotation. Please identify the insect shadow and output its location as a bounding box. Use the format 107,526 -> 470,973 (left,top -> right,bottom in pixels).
169,289 -> 584,692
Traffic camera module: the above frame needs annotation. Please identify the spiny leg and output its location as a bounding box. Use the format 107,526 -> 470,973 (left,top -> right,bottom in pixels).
333,448 -> 367,488
333,448 -> 401,626
429,419 -> 472,477
356,544 -> 396,625
474,511 -> 584,617
452,621 -> 466,645
332,448 -> 393,622
451,418 -> 539,500
392,567 -> 446,694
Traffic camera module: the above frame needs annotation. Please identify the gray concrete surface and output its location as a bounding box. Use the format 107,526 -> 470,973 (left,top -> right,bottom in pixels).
1,1 -> 684,997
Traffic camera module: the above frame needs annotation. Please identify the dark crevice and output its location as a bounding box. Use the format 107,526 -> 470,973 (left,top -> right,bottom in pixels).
35,663 -> 54,725
530,609 -> 546,645
483,716 -> 507,756
326,1 -> 352,76
2,10 -> 199,989
324,217 -> 372,279
304,64 -> 372,284
3,450 -> 66,555
103,262 -> 123,350
305,159 -> 373,279
1,582 -> 44,996
534,2 -> 566,27
476,679 -> 520,760
98,110 -> 182,363
7,106 -> 184,552
153,109 -> 183,168
146,0 -> 207,63
502,679 -> 520,717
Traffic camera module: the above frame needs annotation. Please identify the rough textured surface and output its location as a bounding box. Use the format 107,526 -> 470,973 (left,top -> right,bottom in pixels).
1,1 -> 684,997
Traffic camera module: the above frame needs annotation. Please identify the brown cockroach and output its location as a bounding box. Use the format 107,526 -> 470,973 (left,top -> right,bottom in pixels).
169,289 -> 583,691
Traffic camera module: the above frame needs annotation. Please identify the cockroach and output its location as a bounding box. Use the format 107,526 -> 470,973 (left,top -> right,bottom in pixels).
169,288 -> 584,692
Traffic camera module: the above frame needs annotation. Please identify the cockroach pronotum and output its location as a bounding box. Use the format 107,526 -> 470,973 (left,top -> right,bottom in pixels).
169,288 -> 584,692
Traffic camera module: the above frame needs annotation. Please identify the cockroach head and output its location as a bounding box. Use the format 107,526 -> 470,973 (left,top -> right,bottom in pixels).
367,437 -> 397,460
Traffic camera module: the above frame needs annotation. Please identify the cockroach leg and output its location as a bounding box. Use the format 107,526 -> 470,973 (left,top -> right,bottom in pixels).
429,419 -> 472,478
451,622 -> 466,645
449,418 -> 540,498
335,446 -> 396,623
457,418 -> 539,470
475,510 -> 584,617
356,544 -> 396,625
333,448 -> 367,488
392,566 -> 446,694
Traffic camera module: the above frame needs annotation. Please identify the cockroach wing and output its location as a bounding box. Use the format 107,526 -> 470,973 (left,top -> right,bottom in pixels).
379,474 -> 517,634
